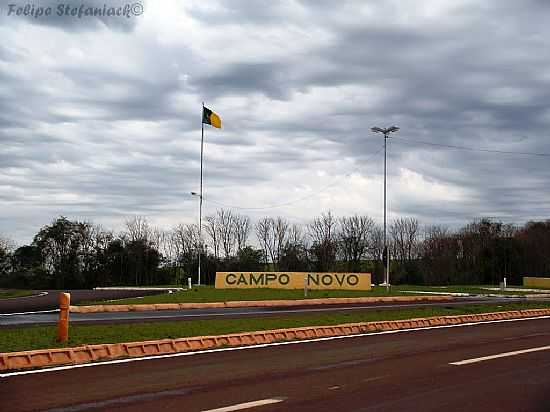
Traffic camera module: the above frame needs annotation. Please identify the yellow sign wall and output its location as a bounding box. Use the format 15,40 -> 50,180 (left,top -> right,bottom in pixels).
215,272 -> 371,290
523,277 -> 550,288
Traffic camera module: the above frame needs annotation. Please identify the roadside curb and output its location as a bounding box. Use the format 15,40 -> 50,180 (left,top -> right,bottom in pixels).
2,308 -> 550,372
70,295 -> 454,313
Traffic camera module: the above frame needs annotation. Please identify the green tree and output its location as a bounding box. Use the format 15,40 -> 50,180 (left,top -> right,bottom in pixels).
33,216 -> 89,288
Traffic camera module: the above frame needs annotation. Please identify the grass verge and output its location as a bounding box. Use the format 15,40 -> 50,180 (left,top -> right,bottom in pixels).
81,286 -> 422,305
0,290 -> 36,300
82,284 -> 544,305
2,301 -> 550,353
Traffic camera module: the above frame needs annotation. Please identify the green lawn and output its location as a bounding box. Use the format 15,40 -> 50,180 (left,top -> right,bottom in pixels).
82,286 -> 414,305
0,290 -> 36,300
82,284 -> 547,306
2,301 -> 550,353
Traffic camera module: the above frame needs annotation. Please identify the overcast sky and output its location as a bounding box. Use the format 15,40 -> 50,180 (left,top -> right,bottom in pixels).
1,0 -> 549,244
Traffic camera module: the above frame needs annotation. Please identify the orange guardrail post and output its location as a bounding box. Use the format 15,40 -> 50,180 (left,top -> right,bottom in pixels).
58,292 -> 71,343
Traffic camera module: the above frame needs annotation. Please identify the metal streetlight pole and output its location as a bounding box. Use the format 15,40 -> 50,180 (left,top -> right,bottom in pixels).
191,191 -> 202,286
371,126 -> 399,288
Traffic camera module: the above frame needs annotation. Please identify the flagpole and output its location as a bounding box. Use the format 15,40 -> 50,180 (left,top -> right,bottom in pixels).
198,102 -> 205,286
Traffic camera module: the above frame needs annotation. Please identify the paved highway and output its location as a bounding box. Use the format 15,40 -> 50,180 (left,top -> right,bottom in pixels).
0,290 -> 164,314
0,297 -> 534,326
2,316 -> 550,411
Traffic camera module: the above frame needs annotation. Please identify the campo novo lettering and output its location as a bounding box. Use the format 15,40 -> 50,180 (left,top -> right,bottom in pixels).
215,272 -> 371,290
225,272 -> 291,286
307,273 -> 359,287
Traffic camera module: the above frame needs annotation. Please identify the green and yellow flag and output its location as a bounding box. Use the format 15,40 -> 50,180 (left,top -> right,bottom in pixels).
202,106 -> 222,128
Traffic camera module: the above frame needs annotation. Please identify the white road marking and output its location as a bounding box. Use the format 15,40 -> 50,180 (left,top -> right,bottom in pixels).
1,315 -> 549,378
201,398 -> 285,412
0,299 -> 523,321
0,309 -> 59,317
0,302 -> 466,321
309,359 -> 364,371
401,290 -> 471,297
450,345 -> 550,365
362,375 -> 387,383
0,291 -> 48,302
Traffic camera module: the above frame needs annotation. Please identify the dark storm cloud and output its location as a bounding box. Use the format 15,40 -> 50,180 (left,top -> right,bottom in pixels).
193,62 -> 292,100
56,67 -> 183,121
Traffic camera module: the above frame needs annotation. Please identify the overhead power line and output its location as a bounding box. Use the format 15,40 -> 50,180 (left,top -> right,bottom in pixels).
201,133 -> 550,212
394,136 -> 550,157
202,145 -> 385,211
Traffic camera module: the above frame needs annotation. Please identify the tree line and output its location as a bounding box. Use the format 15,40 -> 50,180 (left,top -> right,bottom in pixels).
1,213 -> 549,289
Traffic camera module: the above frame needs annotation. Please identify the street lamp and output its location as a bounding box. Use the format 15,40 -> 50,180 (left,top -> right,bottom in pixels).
191,191 -> 203,286
371,126 -> 399,288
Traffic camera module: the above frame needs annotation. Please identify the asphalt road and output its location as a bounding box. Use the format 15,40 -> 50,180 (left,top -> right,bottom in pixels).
0,289 -> 164,314
2,316 -> 550,411
0,297 -> 533,326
